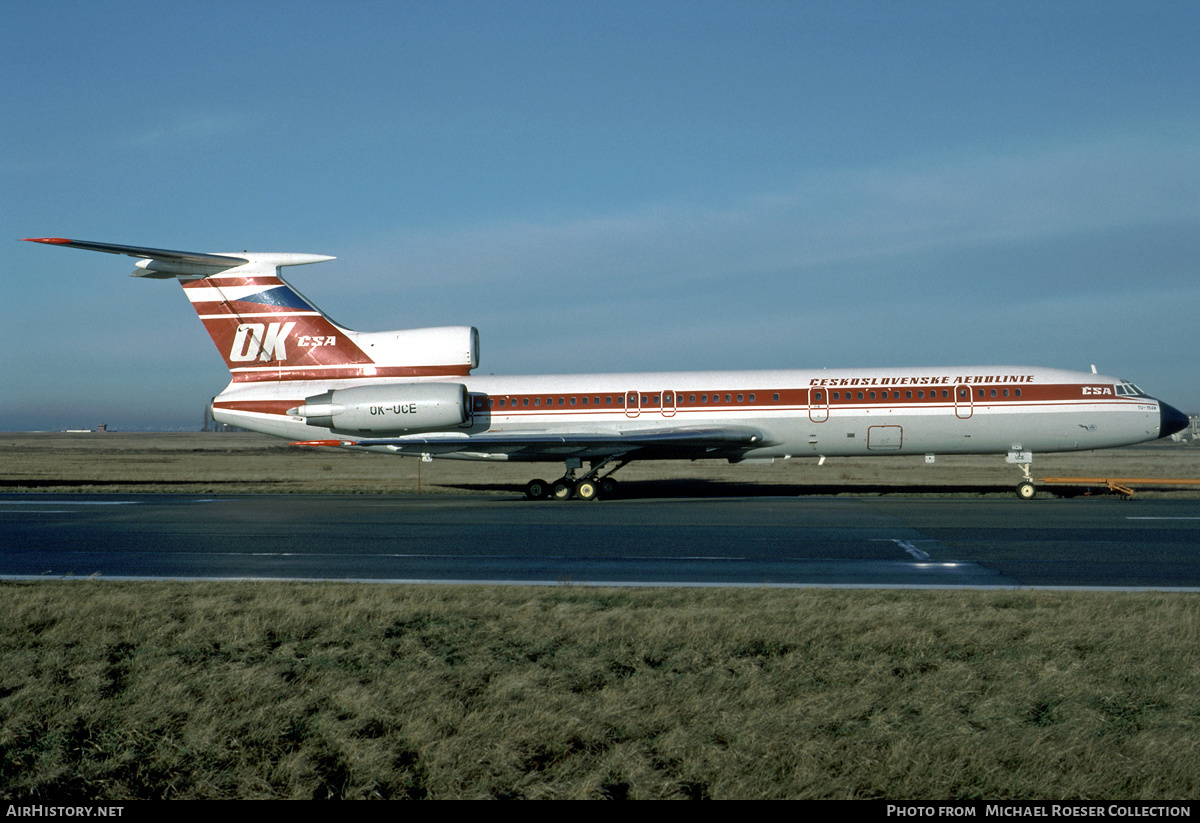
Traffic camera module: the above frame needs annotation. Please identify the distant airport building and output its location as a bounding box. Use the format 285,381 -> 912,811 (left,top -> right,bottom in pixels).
203,404 -> 244,432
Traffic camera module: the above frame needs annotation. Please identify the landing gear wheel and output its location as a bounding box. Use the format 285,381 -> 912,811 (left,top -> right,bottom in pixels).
525,479 -> 550,500
1016,481 -> 1036,500
551,479 -> 576,501
598,477 -> 619,498
575,480 -> 598,501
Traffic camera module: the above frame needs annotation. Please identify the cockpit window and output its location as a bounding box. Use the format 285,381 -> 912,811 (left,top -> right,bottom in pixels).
1115,382 -> 1147,397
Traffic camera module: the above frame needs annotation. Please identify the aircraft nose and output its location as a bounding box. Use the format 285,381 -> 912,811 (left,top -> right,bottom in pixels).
1158,401 -> 1189,439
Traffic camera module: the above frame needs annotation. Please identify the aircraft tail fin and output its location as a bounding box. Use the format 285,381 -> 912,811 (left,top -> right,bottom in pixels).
24,238 -> 477,382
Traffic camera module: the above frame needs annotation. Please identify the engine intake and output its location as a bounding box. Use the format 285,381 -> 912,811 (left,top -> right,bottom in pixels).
289,383 -> 469,433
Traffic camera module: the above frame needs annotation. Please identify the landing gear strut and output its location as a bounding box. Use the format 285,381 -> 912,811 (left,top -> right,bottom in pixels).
1012,456 -> 1036,500
524,456 -> 630,501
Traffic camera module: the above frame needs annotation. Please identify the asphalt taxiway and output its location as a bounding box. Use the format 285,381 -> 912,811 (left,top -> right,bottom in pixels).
3,493 -> 1199,588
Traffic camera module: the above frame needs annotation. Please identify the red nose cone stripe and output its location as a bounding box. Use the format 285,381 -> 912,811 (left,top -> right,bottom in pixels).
22,237 -> 73,244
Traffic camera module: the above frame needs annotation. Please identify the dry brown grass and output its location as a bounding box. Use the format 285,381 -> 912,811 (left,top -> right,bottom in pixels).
1,583 -> 1197,799
3,431 -> 1199,497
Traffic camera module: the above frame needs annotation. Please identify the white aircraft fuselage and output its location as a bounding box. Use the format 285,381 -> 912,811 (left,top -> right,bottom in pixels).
214,365 -> 1169,461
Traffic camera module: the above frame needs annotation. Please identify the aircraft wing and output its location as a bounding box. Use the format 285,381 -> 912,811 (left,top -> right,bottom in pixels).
294,426 -> 769,459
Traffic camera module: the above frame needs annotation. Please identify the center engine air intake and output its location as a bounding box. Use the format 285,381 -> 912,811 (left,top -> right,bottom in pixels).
289,383 -> 469,433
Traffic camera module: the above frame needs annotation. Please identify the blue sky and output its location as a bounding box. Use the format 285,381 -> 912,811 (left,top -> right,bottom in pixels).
3,1 -> 1197,429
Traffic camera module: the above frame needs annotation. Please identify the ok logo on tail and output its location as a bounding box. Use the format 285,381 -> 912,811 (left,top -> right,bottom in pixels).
230,322 -> 296,363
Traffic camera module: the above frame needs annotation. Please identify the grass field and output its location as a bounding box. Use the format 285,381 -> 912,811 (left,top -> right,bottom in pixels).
1,432 -> 1198,799
1,583 -> 1197,800
4,431 -> 1199,497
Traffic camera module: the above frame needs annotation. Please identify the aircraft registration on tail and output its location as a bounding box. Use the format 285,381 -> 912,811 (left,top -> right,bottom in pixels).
26,237 -> 1189,500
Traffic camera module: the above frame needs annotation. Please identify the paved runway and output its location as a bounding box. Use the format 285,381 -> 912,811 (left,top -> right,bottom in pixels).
2,493 -> 1199,588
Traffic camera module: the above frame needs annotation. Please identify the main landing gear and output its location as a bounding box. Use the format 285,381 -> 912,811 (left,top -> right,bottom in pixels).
524,457 -> 630,501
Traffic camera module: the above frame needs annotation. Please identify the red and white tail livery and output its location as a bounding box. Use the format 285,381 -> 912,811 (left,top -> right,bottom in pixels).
26,237 -> 1189,500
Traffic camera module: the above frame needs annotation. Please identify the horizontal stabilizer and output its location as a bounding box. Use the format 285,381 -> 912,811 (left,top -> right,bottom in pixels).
23,237 -> 334,276
23,237 -> 249,267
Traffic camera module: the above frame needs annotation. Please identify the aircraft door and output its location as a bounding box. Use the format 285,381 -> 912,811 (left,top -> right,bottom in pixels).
808,388 -> 829,423
867,425 -> 903,450
625,390 -> 640,418
661,390 -> 676,417
954,384 -> 973,419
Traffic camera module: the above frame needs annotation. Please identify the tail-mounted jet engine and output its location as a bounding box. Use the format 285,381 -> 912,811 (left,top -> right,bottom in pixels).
289,383 -> 469,433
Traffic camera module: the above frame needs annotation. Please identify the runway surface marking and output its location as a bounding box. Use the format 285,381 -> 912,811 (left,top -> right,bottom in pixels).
867,538 -> 934,561
896,539 -> 931,561
0,499 -> 227,513
8,548 -> 956,564
0,500 -> 140,505
0,500 -> 142,513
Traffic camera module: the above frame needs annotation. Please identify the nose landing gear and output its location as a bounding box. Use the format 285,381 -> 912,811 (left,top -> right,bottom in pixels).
1013,456 -> 1037,500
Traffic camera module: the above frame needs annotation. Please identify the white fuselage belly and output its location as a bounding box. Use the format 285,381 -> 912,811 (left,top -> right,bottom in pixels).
211,365 -> 1164,461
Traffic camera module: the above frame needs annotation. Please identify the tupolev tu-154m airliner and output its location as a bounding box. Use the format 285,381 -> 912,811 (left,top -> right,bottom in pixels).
26,237 -> 1189,500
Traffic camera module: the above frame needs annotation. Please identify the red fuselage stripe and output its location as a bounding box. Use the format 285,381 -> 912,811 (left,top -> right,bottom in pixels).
214,383 -> 1147,419
228,365 -> 473,382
